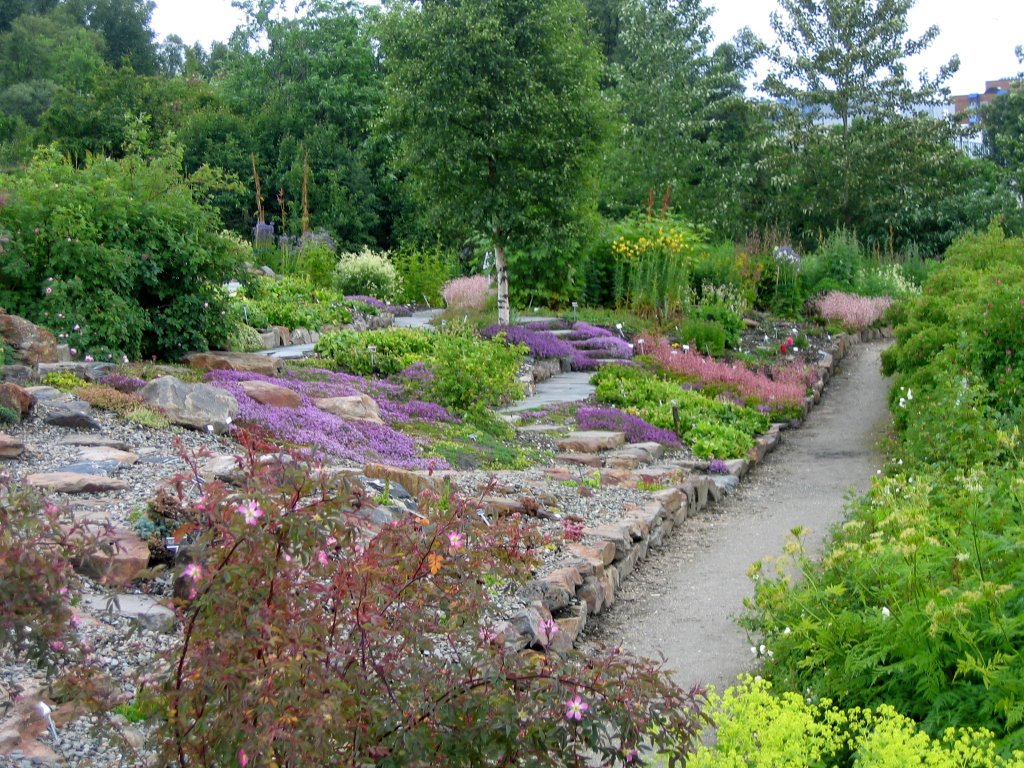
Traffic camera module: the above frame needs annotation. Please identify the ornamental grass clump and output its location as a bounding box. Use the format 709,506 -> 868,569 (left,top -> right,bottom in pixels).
442,274 -> 491,310
158,438 -> 710,765
813,291 -> 892,330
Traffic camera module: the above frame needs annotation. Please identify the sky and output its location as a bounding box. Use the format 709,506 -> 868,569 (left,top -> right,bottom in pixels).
150,0 -> 1023,97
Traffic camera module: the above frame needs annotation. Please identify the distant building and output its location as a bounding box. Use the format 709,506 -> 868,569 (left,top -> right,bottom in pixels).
951,78 -> 1019,155
952,79 -> 1016,127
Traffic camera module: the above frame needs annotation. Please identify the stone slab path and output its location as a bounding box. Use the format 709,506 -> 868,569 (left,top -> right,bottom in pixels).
500,372 -> 596,412
587,340 -> 892,694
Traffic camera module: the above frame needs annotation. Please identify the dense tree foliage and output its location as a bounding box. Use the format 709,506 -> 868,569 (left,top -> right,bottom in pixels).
0,0 -> 1019,293
378,0 -> 608,323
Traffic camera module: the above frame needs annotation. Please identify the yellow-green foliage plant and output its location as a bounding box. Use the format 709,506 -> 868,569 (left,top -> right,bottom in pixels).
690,676 -> 1024,768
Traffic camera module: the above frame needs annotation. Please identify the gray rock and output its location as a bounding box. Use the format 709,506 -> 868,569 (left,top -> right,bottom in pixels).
55,460 -> 121,476
80,593 -> 176,633
138,376 -> 238,433
40,401 -> 101,430
58,434 -> 131,451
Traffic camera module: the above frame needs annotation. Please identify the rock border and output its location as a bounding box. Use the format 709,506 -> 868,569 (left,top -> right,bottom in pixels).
493,328 -> 889,653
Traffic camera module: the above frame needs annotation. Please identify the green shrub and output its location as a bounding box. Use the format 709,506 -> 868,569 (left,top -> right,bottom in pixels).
393,245 -> 460,306
292,240 -> 337,287
692,675 -> 1023,768
226,323 -> 266,353
315,327 -> 438,376
805,228 -> 863,294
0,145 -> 240,360
592,365 -> 767,458
424,328 -> 525,411
677,318 -> 727,357
234,275 -> 354,331
333,247 -> 402,301
0,404 -> 18,424
42,370 -> 88,392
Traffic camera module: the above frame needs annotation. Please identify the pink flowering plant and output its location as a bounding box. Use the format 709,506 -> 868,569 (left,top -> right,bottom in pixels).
813,291 -> 893,330
639,333 -> 811,413
158,436 -> 708,765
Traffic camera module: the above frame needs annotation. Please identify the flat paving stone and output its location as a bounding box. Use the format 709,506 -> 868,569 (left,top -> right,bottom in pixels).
501,372 -> 596,412
556,430 -> 627,452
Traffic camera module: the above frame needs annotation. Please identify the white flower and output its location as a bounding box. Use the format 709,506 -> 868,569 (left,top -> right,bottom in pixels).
906,389 -> 913,400
783,626 -> 792,635
956,552 -> 970,562
881,606 -> 891,619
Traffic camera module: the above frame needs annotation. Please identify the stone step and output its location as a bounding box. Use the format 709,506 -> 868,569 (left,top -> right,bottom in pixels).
555,430 -> 626,453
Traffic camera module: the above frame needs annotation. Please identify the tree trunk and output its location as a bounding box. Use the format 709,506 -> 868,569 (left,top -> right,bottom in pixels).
495,242 -> 510,325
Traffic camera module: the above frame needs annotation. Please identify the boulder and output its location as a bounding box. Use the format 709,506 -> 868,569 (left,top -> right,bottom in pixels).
315,394 -> 383,424
139,376 -> 238,433
0,364 -> 33,385
37,362 -> 116,382
555,431 -> 627,453
0,433 -> 25,459
240,379 -> 302,409
73,527 -> 150,586
80,593 -> 175,633
183,351 -> 283,377
39,400 -> 101,430
25,472 -> 129,493
0,382 -> 35,418
0,312 -> 59,366
363,463 -> 446,500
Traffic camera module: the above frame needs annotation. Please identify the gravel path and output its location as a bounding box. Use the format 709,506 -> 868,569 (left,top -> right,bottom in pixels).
586,340 -> 892,693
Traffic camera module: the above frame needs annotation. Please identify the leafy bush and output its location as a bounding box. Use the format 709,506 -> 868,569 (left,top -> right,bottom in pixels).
803,228 -> 864,295
315,327 -> 439,376
157,443 -> 709,765
393,245 -> 461,306
442,275 -> 491,310
0,479 -> 94,673
333,246 -> 402,301
226,323 -> 266,353
692,676 -> 1023,768
420,327 -> 526,411
0,145 -> 240,360
592,365 -> 768,458
677,318 -> 727,357
291,238 -> 337,287
233,275 -> 354,331
42,370 -> 88,392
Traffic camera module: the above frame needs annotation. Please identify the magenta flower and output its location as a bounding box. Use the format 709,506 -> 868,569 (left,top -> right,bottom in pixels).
238,749 -> 249,766
538,617 -> 559,647
237,499 -> 264,526
84,355 -> 94,362
565,695 -> 589,721
317,550 -> 329,566
183,563 -> 203,581
45,286 -> 52,295
69,348 -> 77,357
448,531 -> 465,550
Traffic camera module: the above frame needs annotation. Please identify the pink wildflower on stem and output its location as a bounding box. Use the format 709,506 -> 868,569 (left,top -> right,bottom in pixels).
237,499 -> 264,526
238,748 -> 249,766
447,531 -> 465,550
538,617 -> 559,647
183,563 -> 203,581
565,695 -> 589,721
317,550 -> 329,566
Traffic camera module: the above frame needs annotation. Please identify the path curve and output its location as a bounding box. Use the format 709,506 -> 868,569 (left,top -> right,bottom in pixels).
587,340 -> 892,693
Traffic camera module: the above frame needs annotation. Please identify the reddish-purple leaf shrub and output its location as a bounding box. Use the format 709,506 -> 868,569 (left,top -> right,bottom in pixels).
0,475 -> 103,673
160,442 -> 709,765
97,373 -> 147,393
640,333 -> 811,409
576,406 -> 682,447
813,291 -> 893,330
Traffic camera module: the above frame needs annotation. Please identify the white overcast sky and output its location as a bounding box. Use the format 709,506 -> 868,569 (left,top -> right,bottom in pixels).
151,0 -> 1022,96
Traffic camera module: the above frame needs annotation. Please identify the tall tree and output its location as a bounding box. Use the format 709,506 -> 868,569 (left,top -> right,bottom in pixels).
379,0 -> 608,324
982,47 -> 1024,200
763,0 -> 957,135
64,0 -> 158,74
602,0 -> 761,236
